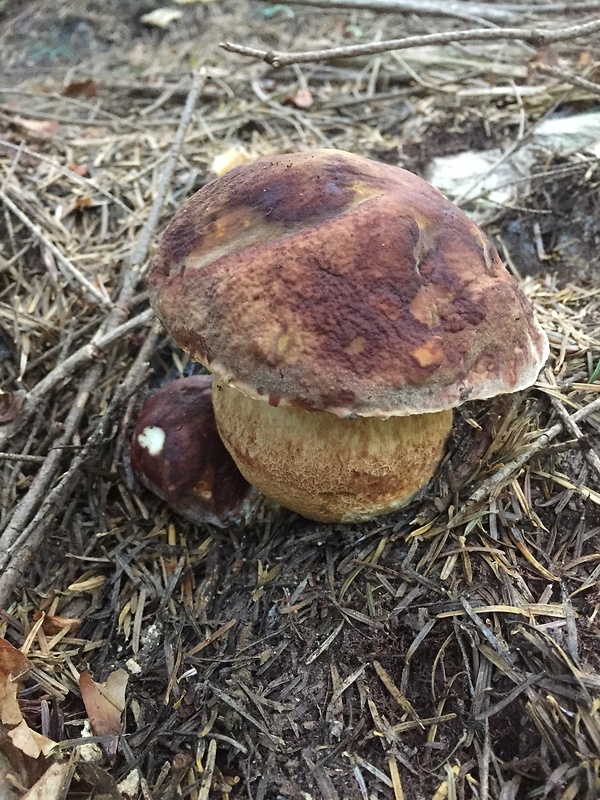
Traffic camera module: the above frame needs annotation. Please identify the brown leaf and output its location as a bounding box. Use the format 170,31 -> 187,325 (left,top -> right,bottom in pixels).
67,163 -> 89,177
79,669 -> 128,739
0,640 -> 29,679
0,680 -> 23,727
62,79 -> 99,99
284,88 -> 313,109
0,748 -> 24,799
21,762 -> 73,800
0,740 -> 45,799
13,117 -> 60,137
0,640 -> 56,758
0,639 -> 30,726
33,612 -> 83,636
7,720 -> 55,759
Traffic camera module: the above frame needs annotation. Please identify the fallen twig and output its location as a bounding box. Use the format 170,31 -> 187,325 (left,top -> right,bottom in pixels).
0,322 -> 161,606
544,370 -> 600,483
0,69 -> 207,608
222,18 -> 600,67
259,0 -> 523,24
535,63 -> 600,96
0,366 -> 102,555
0,188 -> 113,309
449,395 -> 600,527
0,307 -> 154,451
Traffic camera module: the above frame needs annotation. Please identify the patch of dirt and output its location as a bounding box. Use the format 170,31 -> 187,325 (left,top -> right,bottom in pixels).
1,1 -> 600,799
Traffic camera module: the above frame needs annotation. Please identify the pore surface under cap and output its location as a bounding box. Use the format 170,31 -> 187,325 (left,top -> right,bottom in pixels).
148,150 -> 549,417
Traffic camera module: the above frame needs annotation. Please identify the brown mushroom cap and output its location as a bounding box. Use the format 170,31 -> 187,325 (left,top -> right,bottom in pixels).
148,149 -> 549,418
130,375 -> 254,527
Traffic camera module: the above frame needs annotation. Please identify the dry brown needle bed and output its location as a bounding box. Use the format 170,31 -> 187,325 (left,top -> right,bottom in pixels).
0,2 -> 599,799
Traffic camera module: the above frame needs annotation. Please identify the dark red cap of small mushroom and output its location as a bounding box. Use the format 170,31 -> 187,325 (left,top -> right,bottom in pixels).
130,375 -> 254,527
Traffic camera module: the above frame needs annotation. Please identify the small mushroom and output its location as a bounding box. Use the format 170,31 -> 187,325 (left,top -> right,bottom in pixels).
148,150 -> 549,523
130,375 -> 254,527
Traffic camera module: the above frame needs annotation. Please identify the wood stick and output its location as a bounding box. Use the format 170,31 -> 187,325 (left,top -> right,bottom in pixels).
0,69 -> 207,607
222,18 -> 600,68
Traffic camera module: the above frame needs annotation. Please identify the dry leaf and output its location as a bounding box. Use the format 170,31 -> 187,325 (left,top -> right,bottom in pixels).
0,639 -> 56,759
118,768 -> 140,798
0,638 -> 26,676
34,613 -> 83,636
77,762 -> 126,796
0,679 -> 23,726
13,117 -> 60,137
67,163 -> 89,177
0,639 -> 30,726
140,8 -> 183,28
21,762 -> 72,800
284,88 -> 313,109
0,741 -> 43,799
8,720 -> 56,759
0,748 -> 24,799
62,79 -> 99,98
79,668 -> 128,759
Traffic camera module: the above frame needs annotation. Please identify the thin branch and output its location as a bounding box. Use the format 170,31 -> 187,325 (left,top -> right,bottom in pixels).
0,365 -> 102,553
222,18 -> 600,67
0,189 -> 113,309
0,70 -> 206,450
129,67 -> 208,272
535,63 -> 600,96
0,323 -> 161,606
0,308 -> 154,451
450,395 -> 600,527
0,69 -> 207,606
264,0 -> 522,24
282,0 -> 600,14
545,370 -> 600,483
0,453 -> 46,463
24,309 -> 154,409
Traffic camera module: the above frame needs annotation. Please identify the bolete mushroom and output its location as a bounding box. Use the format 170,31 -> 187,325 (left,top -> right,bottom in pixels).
147,149 -> 549,523
130,375 -> 254,527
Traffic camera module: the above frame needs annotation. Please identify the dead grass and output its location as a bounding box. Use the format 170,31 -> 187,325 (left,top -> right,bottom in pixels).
1,1 -> 600,798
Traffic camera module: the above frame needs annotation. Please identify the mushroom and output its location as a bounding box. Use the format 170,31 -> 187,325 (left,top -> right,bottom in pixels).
147,149 -> 549,523
130,375 -> 254,527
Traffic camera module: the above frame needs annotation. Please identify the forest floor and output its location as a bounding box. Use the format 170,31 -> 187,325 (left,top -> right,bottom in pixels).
1,1 -> 600,798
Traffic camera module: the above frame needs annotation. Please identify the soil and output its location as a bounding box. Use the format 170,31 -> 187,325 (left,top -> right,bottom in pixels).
1,2 -> 600,799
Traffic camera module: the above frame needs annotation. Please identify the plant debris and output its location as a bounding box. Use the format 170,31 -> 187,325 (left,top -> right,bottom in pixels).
0,1 -> 599,798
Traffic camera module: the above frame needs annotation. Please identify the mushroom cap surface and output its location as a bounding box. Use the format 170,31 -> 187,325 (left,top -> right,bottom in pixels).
148,149 -> 549,417
130,375 -> 253,526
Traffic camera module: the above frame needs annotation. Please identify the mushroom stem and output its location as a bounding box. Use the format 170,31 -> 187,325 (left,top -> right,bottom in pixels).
212,377 -> 452,523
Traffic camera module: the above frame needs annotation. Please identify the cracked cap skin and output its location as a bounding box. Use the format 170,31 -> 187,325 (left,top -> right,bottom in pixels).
148,149 -> 549,418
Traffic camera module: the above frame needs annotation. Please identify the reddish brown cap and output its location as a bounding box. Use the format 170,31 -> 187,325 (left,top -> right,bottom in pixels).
130,375 -> 253,526
148,150 -> 549,417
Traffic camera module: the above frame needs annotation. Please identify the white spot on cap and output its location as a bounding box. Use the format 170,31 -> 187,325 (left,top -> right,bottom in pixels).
138,425 -> 166,456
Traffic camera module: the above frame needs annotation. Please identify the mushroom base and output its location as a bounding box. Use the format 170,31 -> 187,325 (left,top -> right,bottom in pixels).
212,378 -> 452,523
